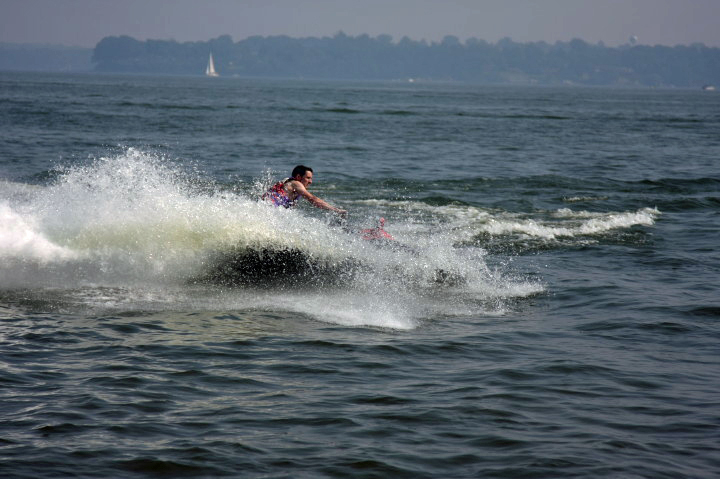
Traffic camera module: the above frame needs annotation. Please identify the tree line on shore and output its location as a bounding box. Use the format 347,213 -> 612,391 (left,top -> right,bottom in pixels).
4,33 -> 719,87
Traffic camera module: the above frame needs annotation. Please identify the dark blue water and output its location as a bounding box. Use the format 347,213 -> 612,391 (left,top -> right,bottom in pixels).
1,72 -> 719,478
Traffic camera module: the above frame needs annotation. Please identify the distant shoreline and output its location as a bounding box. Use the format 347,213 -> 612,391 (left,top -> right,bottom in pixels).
2,34 -> 719,88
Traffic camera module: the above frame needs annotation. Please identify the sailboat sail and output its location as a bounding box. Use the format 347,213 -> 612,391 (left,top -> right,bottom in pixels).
206,53 -> 219,77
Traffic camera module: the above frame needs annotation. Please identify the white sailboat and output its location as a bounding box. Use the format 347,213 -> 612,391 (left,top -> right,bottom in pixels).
205,53 -> 219,77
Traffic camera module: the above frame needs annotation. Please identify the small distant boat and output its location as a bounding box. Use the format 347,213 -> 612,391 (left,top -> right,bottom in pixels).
702,84 -> 715,91
205,53 -> 219,77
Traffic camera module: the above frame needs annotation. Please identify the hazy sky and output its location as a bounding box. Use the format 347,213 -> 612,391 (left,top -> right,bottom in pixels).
3,0 -> 720,48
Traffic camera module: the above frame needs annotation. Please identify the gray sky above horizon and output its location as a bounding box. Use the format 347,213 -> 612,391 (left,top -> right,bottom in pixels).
3,0 -> 720,48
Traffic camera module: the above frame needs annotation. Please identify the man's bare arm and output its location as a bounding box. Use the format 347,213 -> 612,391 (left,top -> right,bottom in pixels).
291,181 -> 347,215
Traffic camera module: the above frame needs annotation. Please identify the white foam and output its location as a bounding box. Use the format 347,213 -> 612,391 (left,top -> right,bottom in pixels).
478,207 -> 659,239
269,292 -> 419,330
0,202 -> 78,263
562,195 -> 609,203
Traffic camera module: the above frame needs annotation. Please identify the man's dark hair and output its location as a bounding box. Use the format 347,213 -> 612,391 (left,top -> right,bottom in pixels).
291,165 -> 313,178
